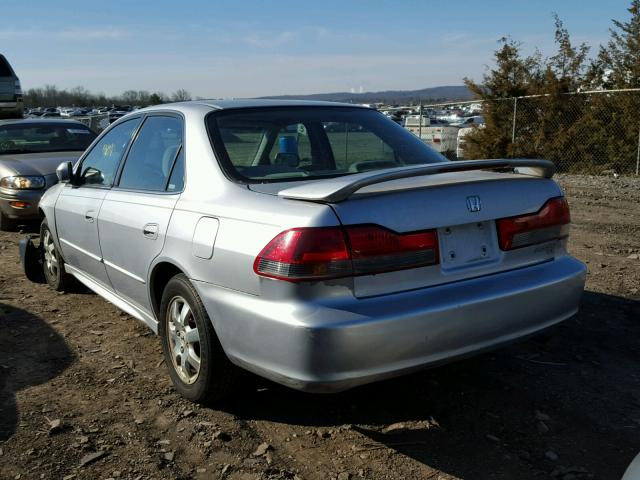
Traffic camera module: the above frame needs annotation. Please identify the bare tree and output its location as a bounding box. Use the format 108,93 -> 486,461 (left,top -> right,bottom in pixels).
171,89 -> 192,102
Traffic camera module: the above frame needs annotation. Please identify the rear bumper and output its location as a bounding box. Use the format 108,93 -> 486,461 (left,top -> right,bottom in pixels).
195,256 -> 587,392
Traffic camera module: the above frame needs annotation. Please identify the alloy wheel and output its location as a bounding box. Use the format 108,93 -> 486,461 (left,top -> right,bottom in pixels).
166,296 -> 201,384
43,230 -> 58,278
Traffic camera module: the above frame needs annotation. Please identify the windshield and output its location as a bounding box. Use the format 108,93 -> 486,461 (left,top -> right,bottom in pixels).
0,123 -> 97,154
207,107 -> 447,183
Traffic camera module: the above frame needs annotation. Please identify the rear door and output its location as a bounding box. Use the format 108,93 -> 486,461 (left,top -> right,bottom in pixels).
55,117 -> 141,288
98,114 -> 184,313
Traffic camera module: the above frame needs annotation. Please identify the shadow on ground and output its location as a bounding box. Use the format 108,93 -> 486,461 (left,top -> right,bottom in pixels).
0,303 -> 74,441
222,291 -> 640,479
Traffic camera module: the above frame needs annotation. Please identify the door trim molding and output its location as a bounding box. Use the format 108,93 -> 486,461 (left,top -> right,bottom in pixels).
104,259 -> 146,284
59,237 -> 102,262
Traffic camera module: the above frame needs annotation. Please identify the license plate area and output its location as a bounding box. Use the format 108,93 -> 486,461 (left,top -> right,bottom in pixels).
438,221 -> 499,271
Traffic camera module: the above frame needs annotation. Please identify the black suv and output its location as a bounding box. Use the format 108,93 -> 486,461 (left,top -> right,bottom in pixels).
0,54 -> 23,119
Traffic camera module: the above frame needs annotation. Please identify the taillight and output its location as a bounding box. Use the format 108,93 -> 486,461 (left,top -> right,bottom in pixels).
496,197 -> 570,250
346,225 -> 438,274
253,228 -> 351,281
254,225 -> 439,281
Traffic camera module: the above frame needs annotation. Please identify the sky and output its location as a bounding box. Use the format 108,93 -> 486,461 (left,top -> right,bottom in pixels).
0,0 -> 632,98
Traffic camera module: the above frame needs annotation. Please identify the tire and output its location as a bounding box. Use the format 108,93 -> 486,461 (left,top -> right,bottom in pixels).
159,274 -> 239,403
0,212 -> 16,232
40,220 -> 76,291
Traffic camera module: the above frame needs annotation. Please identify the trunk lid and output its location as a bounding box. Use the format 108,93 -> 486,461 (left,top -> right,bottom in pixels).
331,173 -> 563,295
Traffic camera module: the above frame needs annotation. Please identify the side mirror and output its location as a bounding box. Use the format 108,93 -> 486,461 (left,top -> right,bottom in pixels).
56,161 -> 73,183
83,167 -> 104,185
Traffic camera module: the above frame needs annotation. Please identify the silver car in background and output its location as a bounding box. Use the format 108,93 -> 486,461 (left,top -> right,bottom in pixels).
0,119 -> 97,230
28,100 -> 586,403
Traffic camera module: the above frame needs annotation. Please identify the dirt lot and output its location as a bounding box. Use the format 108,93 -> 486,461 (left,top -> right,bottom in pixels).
0,174 -> 638,480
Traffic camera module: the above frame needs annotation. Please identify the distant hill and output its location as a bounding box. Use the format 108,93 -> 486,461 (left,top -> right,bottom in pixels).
260,85 -> 473,104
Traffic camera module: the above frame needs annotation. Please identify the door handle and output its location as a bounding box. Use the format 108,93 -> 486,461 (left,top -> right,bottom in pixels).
84,211 -> 96,222
143,223 -> 159,239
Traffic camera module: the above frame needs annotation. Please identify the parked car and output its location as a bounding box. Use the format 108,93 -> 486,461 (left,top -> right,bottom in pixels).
403,114 -> 461,155
403,114 -> 430,128
0,119 -> 97,229
451,115 -> 485,127
25,100 -> 586,403
0,54 -> 23,119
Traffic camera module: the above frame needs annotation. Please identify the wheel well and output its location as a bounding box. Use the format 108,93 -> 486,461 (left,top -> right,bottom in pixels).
150,262 -> 184,318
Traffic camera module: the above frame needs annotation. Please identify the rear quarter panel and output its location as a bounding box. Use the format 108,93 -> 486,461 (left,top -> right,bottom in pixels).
161,186 -> 340,296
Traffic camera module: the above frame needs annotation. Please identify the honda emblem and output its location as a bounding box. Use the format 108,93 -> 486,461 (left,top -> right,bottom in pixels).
466,195 -> 482,212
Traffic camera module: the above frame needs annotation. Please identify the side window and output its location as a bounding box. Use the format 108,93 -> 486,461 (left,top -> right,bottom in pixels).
78,119 -> 140,187
167,148 -> 184,192
118,116 -> 183,191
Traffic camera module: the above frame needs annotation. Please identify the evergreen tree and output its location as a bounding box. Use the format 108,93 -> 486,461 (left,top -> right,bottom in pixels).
513,15 -> 590,165
591,0 -> 640,88
581,1 -> 640,172
462,38 -> 541,159
547,14 -> 589,92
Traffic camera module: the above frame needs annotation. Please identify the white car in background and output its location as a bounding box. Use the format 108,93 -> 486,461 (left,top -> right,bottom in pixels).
452,115 -> 485,127
404,116 -> 460,156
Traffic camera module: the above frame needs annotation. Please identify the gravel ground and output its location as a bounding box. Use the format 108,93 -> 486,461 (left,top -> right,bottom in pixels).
0,174 -> 638,480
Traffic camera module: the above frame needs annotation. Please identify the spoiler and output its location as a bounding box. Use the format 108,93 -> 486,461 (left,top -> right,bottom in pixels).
278,159 -> 555,203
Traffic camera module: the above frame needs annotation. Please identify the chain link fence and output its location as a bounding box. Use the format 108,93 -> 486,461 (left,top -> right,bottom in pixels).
421,89 -> 640,175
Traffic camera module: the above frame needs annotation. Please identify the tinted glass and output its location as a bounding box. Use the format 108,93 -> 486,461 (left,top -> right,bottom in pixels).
208,107 -> 446,182
79,118 -> 140,187
118,116 -> 183,191
267,123 -> 313,168
0,123 -> 97,154
324,123 -> 395,170
167,148 -> 184,192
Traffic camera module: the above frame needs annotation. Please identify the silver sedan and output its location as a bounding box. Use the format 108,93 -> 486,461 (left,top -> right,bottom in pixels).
28,100 -> 586,402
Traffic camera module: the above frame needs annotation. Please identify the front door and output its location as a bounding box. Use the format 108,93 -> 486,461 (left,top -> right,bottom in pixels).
55,117 -> 141,288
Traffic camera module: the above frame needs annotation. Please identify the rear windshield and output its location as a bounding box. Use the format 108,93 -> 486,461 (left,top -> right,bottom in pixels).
0,123 -> 97,154
207,107 -> 446,183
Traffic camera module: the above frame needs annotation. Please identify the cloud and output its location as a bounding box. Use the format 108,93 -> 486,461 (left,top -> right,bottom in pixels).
242,31 -> 296,48
0,27 -> 130,40
57,28 -> 131,40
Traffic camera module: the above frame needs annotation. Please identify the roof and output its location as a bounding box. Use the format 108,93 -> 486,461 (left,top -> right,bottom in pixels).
142,98 -> 371,113
0,118 -> 90,127
200,99 -> 369,110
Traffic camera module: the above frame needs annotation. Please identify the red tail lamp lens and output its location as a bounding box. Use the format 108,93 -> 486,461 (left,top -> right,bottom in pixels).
254,225 -> 439,281
497,197 -> 570,250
